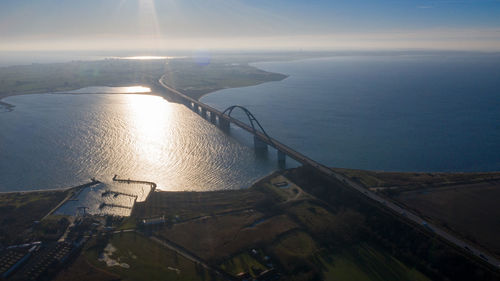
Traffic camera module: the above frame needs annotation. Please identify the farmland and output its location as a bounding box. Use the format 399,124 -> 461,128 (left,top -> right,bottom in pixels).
334,168 -> 500,257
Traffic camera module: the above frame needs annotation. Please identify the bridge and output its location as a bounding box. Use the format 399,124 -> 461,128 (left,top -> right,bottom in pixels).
157,75 -> 500,270
158,77 -> 310,168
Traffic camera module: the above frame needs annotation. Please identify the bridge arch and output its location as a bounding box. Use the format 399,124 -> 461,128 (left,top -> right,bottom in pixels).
222,105 -> 273,144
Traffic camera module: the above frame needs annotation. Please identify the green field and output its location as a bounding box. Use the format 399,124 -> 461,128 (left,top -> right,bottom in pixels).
333,168 -> 500,191
0,59 -> 166,99
220,252 -> 268,278
273,231 -> 317,258
321,244 -> 430,281
161,60 -> 287,99
85,232 -> 220,281
0,57 -> 287,101
0,190 -> 68,245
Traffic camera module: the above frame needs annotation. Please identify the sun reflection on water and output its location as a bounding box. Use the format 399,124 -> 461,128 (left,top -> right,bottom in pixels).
123,86 -> 151,93
124,94 -> 174,163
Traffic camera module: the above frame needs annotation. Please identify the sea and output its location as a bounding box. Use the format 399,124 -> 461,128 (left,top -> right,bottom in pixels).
1,54 -> 500,200
202,54 -> 500,173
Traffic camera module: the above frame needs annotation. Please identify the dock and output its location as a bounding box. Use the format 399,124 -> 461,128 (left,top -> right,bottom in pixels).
101,190 -> 138,199
112,175 -> 156,191
99,203 -> 133,210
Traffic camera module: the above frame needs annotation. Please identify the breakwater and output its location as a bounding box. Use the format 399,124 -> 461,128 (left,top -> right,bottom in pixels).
112,175 -> 156,191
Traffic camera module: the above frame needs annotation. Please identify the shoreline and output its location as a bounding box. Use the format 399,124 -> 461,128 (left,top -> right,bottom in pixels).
2,167 -> 500,194
0,82 -> 156,103
2,58 -> 499,193
0,185 -> 80,194
0,100 -> 15,112
156,76 -> 289,102
0,56 -> 294,105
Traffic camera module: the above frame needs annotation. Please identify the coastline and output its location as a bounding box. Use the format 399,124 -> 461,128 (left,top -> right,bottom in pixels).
0,61 -> 289,109
157,76 -> 289,102
3,57 -> 499,193
0,186 -> 74,194
0,82 -> 156,103
0,100 -> 15,112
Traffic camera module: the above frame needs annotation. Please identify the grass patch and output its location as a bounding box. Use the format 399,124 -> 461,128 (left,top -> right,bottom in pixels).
220,252 -> 267,278
157,212 -> 297,261
273,231 -> 317,258
333,168 -> 500,190
53,255 -> 119,281
320,244 -> 431,281
397,180 -> 500,255
118,217 -> 138,230
161,60 -> 287,99
0,190 -> 67,245
286,202 -> 337,233
132,188 -> 269,221
0,60 -> 166,99
85,232 -> 220,281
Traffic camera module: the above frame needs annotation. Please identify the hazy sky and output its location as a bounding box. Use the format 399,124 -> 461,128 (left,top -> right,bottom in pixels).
1,0 -> 500,51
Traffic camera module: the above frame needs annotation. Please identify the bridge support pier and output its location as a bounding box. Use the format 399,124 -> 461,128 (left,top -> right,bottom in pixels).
254,136 -> 268,154
210,112 -> 217,124
201,108 -> 207,119
219,118 -> 230,131
277,150 -> 286,168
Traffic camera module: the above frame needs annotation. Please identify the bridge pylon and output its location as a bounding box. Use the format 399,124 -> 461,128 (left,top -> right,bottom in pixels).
278,150 -> 286,168
254,135 -> 268,154
210,112 -> 217,124
219,117 -> 230,131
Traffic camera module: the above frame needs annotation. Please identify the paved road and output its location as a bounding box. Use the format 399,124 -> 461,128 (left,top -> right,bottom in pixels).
158,76 -> 500,270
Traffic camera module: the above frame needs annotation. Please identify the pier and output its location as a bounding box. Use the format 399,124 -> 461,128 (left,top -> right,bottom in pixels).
99,203 -> 133,210
68,178 -> 100,201
101,190 -> 138,199
112,175 -> 156,191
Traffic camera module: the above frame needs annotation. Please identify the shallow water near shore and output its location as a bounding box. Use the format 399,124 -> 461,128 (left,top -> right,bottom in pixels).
0,91 -> 281,192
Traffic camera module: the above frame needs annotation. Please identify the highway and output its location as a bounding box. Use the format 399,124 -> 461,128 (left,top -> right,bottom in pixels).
157,76 -> 500,270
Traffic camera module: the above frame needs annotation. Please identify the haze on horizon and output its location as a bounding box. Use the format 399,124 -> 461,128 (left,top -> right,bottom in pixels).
1,0 -> 500,52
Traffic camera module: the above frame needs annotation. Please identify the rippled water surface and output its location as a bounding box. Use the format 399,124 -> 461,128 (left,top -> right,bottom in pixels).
203,55 -> 500,172
0,92 -> 279,192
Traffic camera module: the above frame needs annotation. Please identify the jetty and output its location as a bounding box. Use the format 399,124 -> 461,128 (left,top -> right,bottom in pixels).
112,175 -> 156,191
101,190 -> 138,199
99,203 -> 133,210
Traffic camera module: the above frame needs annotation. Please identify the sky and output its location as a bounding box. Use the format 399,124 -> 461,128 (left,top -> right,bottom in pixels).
1,0 -> 500,51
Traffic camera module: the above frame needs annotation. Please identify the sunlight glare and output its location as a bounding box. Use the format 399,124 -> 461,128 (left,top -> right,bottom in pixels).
124,95 -> 174,167
122,56 -> 169,60
124,86 -> 151,93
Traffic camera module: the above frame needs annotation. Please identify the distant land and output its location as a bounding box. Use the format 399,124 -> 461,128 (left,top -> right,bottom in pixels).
2,50 -> 492,102
0,55 -> 289,103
